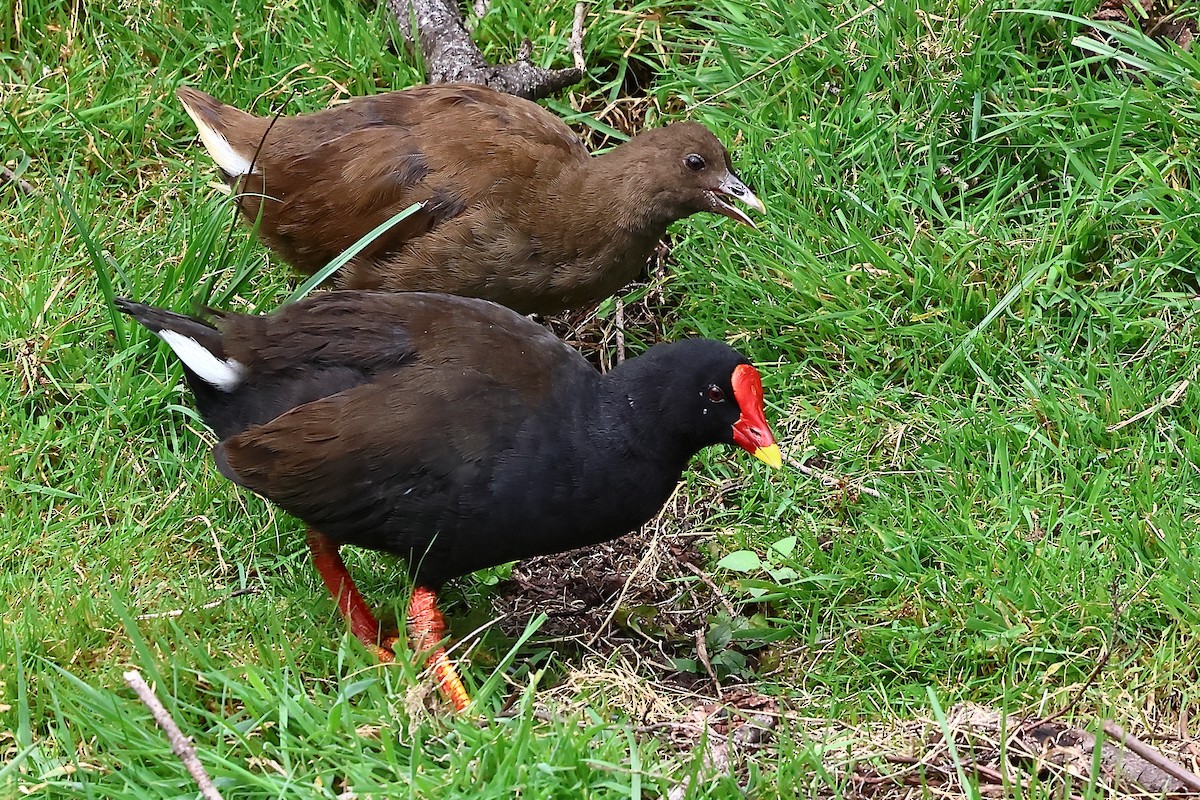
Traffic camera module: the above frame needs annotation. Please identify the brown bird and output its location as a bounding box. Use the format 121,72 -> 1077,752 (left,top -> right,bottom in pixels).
117,291 -> 780,711
177,84 -> 765,315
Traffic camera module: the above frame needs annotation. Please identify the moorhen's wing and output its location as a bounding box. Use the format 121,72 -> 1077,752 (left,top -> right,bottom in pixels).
213,365 -> 531,566
212,292 -> 593,571
217,292 -> 575,392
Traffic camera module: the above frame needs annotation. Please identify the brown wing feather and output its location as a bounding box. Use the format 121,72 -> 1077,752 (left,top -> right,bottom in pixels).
221,85 -> 589,275
241,129 -> 446,269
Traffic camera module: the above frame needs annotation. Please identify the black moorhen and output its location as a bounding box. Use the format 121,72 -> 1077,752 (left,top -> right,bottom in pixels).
177,84 -> 765,315
118,291 -> 780,711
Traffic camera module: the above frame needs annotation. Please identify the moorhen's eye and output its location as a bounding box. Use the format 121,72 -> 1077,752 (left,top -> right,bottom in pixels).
683,153 -> 707,172
705,384 -> 725,403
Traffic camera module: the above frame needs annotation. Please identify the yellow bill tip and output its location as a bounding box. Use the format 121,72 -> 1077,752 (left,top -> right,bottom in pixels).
753,444 -> 783,470
744,190 -> 767,216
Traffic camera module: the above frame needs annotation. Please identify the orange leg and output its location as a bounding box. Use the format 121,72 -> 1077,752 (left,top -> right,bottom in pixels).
408,586 -> 471,712
305,528 -> 470,711
306,528 -> 398,662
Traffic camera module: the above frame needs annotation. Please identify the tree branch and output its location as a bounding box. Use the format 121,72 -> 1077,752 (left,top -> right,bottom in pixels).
388,0 -> 582,100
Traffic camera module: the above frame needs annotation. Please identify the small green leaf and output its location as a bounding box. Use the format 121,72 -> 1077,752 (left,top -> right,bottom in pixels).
710,649 -> 748,678
770,536 -> 797,557
671,657 -> 699,673
717,550 -> 762,572
767,566 -> 798,582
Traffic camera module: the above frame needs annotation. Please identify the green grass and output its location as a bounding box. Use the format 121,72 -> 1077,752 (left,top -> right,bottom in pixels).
4,0 -> 1200,796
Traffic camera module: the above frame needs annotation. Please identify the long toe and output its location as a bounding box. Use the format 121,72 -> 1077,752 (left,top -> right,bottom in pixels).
408,586 -> 470,712
372,635 -> 400,664
426,646 -> 470,712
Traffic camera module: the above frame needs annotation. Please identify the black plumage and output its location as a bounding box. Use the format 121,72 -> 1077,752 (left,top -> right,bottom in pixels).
119,292 -> 778,584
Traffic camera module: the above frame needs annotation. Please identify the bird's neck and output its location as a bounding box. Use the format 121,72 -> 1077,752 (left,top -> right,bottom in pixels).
576,146 -> 680,235
492,364 -> 704,553
513,154 -> 674,311
588,361 -> 699,474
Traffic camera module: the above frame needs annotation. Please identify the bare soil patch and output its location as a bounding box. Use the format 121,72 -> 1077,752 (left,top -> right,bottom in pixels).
491,478 -> 762,698
1093,0 -> 1197,49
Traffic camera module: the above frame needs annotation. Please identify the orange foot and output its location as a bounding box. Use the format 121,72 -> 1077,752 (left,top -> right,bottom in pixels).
306,528 -> 470,711
408,587 -> 470,712
370,635 -> 401,664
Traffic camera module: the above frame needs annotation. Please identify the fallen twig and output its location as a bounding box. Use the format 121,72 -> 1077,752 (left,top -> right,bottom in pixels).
136,586 -> 260,620
124,670 -> 223,800
785,454 -> 882,499
570,2 -> 587,71
1020,575 -> 1151,734
1108,377 -> 1192,432
694,628 -> 722,697
681,561 -> 737,617
1101,721 -> 1200,792
387,0 -> 581,100
2,165 -> 35,195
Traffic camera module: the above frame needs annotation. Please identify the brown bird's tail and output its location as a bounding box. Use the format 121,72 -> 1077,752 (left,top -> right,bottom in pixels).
176,86 -> 262,180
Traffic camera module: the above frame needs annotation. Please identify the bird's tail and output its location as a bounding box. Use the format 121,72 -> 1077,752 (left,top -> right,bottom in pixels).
116,297 -> 245,392
176,85 -> 260,179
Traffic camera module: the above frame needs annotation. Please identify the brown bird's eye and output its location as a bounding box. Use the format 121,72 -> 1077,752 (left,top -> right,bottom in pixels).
706,384 -> 725,403
684,153 -> 707,172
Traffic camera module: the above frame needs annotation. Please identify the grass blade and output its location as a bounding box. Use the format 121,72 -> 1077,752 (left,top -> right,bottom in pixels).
281,201 -> 424,306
